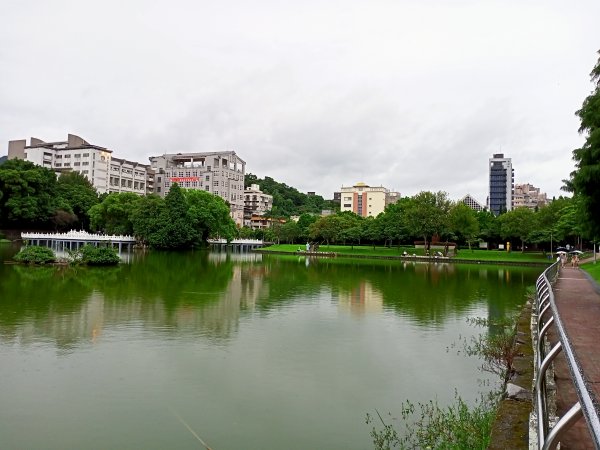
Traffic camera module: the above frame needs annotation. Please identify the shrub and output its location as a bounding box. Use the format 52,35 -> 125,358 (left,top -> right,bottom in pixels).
13,246 -> 56,264
79,244 -> 120,266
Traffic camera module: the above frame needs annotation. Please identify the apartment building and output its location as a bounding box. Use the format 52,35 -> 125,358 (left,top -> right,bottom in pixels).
513,183 -> 548,210
149,151 -> 246,226
339,182 -> 400,217
7,134 -> 155,195
244,184 -> 272,227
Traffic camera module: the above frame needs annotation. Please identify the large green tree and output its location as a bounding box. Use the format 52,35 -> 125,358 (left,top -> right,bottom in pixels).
569,50 -> 600,239
184,189 -> 236,243
88,192 -> 140,235
448,203 -> 479,250
403,191 -> 451,249
57,172 -> 99,230
498,207 -> 535,252
0,159 -> 64,228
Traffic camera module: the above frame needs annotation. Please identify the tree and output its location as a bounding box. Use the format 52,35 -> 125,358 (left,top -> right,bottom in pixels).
309,215 -> 341,245
185,189 -> 237,243
56,171 -> 99,230
448,203 -> 479,251
157,183 -> 197,249
0,159 -> 63,228
297,213 -> 318,242
476,210 -> 500,246
279,221 -> 300,244
498,207 -> 535,252
404,191 -> 451,250
88,192 -> 140,235
130,194 -> 166,245
378,198 -> 411,248
569,50 -> 600,239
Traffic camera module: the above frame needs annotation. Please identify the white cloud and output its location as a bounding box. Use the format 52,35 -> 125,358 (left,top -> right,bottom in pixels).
1,0 -> 598,203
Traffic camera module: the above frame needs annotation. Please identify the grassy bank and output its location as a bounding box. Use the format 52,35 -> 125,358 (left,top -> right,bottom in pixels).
582,261 -> 600,283
260,244 -> 550,263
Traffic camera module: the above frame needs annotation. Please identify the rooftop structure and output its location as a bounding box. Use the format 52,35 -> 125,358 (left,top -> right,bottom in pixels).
149,151 -> 246,226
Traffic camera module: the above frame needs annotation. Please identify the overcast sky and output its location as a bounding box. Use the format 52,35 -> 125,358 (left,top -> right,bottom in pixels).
2,0 -> 599,204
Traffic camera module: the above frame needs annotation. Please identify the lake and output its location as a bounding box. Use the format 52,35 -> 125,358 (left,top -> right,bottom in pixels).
0,245 -> 541,449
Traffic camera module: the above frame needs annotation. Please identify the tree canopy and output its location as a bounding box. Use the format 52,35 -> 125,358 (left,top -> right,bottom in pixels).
569,50 -> 600,239
245,173 -> 336,217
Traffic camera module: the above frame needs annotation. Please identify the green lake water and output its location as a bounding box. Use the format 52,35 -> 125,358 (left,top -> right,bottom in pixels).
0,245 -> 541,449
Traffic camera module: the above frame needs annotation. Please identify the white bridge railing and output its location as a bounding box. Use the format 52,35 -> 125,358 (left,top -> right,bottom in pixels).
22,230 -> 136,242
207,238 -> 264,245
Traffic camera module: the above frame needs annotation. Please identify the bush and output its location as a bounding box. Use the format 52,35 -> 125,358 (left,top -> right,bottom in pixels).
79,244 -> 120,266
13,246 -> 56,264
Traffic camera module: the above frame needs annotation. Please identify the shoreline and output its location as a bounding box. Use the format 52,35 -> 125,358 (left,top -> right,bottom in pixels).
253,249 -> 551,268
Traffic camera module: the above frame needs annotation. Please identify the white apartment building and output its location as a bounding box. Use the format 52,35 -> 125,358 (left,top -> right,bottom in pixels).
149,151 -> 246,226
513,183 -> 548,210
339,182 -> 400,217
244,184 -> 272,227
8,134 -> 112,193
7,134 -> 155,196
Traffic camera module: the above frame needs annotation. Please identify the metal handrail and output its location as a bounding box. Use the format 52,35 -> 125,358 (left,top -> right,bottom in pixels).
534,262 -> 600,449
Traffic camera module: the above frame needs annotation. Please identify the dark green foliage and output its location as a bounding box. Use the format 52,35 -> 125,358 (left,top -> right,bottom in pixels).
0,159 -> 64,228
13,246 -> 56,264
569,50 -> 600,239
245,173 -> 336,217
79,244 -> 120,265
56,171 -> 99,229
88,192 -> 139,235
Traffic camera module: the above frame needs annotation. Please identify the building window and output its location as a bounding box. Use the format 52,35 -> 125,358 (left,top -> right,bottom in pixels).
74,154 -> 81,158
213,181 -> 219,186
344,197 -> 351,201
74,162 -> 80,166
55,163 -> 62,167
205,186 -> 210,191
82,162 -> 89,166
83,153 -> 89,157
64,163 -> 70,167
56,155 -> 62,159
64,154 -> 71,158
205,175 -> 210,181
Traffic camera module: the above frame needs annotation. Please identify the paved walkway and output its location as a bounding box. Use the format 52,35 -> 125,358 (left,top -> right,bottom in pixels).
549,263 -> 600,449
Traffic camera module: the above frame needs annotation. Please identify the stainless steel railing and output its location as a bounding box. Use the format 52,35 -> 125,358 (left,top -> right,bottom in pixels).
534,262 -> 600,449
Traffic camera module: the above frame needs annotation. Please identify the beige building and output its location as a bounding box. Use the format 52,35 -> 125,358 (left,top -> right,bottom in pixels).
244,184 -> 272,227
513,183 -> 548,210
8,134 -> 154,195
149,151 -> 246,226
339,182 -> 400,217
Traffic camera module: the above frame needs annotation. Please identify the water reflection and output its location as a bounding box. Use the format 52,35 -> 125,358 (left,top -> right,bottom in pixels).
0,250 -> 541,349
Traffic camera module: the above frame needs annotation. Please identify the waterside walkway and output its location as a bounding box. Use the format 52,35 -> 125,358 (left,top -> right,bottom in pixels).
549,264 -> 600,449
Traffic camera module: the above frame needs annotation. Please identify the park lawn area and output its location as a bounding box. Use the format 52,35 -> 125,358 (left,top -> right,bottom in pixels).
261,244 -> 423,257
261,244 -> 550,263
582,261 -> 600,283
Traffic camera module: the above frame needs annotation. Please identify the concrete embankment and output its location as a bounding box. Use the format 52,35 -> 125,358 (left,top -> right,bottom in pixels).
487,300 -> 535,450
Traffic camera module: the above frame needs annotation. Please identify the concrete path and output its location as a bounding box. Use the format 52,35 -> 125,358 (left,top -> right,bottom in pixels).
548,263 -> 600,449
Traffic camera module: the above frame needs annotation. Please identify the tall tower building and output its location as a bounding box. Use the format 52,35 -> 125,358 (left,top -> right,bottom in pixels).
488,153 -> 513,216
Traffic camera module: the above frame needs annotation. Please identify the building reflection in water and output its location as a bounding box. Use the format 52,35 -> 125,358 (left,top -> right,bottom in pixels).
337,280 -> 383,316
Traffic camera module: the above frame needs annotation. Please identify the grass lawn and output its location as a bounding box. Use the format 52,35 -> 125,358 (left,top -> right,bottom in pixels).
582,261 -> 600,283
260,244 -> 550,263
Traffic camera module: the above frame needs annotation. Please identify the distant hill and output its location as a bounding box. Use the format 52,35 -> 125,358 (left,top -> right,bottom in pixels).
0,155 -> 7,166
245,174 -> 336,217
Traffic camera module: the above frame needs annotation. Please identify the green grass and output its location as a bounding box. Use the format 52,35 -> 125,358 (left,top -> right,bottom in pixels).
582,261 -> 600,283
260,244 -> 550,263
261,244 -> 424,257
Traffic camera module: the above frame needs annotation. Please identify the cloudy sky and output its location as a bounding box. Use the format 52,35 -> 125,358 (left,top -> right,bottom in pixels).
2,0 -> 599,204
